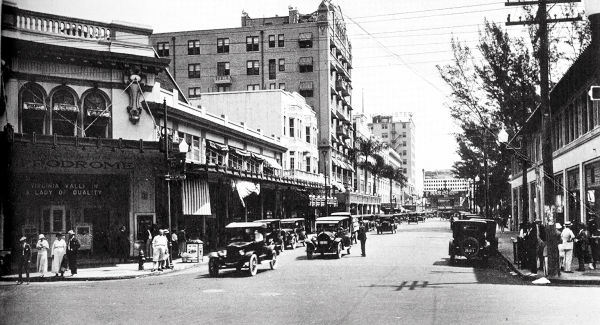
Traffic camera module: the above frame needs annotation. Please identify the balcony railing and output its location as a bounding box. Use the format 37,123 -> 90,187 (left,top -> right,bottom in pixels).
214,75 -> 232,84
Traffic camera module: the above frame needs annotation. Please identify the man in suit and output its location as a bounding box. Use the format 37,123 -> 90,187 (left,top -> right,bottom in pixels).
67,230 -> 80,276
529,218 -> 547,274
17,236 -> 31,285
358,222 -> 367,257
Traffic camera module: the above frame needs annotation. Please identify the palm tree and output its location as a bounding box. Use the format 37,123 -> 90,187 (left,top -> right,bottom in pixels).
381,164 -> 407,208
370,154 -> 387,195
355,136 -> 383,195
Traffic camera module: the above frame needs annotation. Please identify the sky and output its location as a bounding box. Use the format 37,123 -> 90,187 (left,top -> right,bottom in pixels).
12,0 -> 589,189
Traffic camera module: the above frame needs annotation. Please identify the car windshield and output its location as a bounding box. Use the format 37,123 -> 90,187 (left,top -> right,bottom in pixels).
226,228 -> 257,243
317,222 -> 338,233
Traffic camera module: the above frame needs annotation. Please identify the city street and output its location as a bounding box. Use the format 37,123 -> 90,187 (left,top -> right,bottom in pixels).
2,219 -> 599,325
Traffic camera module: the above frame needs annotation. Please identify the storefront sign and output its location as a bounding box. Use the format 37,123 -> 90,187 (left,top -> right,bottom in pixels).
25,181 -> 104,197
20,159 -> 134,170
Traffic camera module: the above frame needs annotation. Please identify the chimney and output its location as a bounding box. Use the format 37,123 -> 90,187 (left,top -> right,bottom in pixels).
289,7 -> 299,24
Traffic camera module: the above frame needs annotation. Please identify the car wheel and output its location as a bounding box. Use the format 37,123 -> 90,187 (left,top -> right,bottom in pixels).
208,258 -> 219,277
248,254 -> 258,276
336,243 -> 343,259
270,252 -> 278,270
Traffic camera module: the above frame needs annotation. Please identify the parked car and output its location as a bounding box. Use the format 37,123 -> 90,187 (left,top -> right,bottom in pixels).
253,219 -> 284,252
280,218 -> 307,249
330,212 -> 359,243
392,213 -> 403,225
448,219 -> 495,266
306,216 -> 353,259
407,213 -> 419,224
376,215 -> 397,234
207,222 -> 278,277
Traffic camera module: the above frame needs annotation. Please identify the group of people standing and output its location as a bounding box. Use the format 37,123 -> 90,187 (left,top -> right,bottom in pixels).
146,225 -> 186,272
17,230 -> 80,284
517,218 -> 600,275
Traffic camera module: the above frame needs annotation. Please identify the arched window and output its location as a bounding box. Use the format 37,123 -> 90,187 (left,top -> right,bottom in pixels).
20,83 -> 47,135
83,92 -> 110,138
51,88 -> 78,136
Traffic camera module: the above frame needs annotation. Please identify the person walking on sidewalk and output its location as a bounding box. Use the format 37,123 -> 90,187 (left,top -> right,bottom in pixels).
358,221 -> 367,257
589,219 -> 600,269
36,234 -> 49,277
67,230 -> 80,276
575,223 -> 594,271
51,233 -> 66,277
116,226 -> 129,263
17,237 -> 31,285
561,221 -> 575,273
151,230 -> 167,272
555,223 -> 565,271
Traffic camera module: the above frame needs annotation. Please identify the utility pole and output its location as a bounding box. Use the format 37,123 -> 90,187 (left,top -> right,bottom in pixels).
505,0 -> 581,277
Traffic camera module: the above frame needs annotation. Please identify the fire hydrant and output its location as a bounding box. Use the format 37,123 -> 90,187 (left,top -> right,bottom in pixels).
138,249 -> 145,270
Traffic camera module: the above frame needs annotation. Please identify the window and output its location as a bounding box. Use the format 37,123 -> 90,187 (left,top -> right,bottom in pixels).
382,124 -> 388,129
403,159 -> 407,165
382,133 -> 388,138
207,148 -> 225,165
298,32 -> 313,48
188,64 -> 201,78
177,133 -> 201,162
21,83 -> 46,135
289,118 -> 295,138
402,150 -> 407,156
278,34 -> 284,47
188,87 -> 201,98
247,60 -> 259,75
246,36 -> 259,51
269,59 -> 276,80
247,84 -> 260,91
228,152 -> 245,170
279,83 -> 286,90
299,81 -> 313,98
299,57 -> 313,73
306,156 -> 311,173
402,141 -> 407,146
156,42 -> 169,56
217,38 -> 230,53
403,123 -> 407,129
290,151 -> 296,170
403,168 -> 407,173
283,115 -> 286,135
83,92 -> 110,138
402,132 -> 407,137
217,62 -> 230,76
51,89 -> 77,136
188,40 -> 200,55
217,86 -> 230,92
306,126 -> 311,143
279,59 -> 285,71
269,35 -> 275,48
269,83 -> 276,89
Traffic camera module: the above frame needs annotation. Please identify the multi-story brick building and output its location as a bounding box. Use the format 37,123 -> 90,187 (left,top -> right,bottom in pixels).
151,1 -> 365,214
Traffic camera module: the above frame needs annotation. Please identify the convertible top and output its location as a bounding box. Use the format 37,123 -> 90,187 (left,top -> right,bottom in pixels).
226,222 -> 267,229
280,218 -> 305,222
316,216 -> 350,223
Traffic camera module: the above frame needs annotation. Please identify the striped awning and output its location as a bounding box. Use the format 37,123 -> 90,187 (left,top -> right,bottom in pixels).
206,140 -> 228,151
260,155 -> 283,170
299,32 -> 313,41
229,147 -> 251,157
182,178 -> 212,216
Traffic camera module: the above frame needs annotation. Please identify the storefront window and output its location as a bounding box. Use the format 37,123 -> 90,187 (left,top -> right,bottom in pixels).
555,173 -> 564,225
585,161 -> 600,223
568,167 -> 580,223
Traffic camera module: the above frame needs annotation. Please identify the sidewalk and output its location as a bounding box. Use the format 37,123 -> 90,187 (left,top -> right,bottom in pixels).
496,229 -> 600,285
0,256 -> 208,283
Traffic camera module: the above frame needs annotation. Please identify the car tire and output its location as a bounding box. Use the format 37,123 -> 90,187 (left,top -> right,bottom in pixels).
336,243 -> 343,259
270,252 -> 278,270
248,254 -> 258,276
208,258 -> 219,277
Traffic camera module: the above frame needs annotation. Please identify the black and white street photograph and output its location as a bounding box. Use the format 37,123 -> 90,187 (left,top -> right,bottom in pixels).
2,1 -> 600,324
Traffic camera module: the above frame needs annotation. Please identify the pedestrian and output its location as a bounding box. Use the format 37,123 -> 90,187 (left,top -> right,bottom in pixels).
151,229 -> 167,272
116,226 -> 129,263
36,234 -> 49,277
588,219 -> 600,269
67,230 -> 80,276
574,223 -> 594,271
17,237 -> 31,285
526,219 -> 546,274
51,233 -> 66,277
178,228 -> 187,257
561,221 -> 575,273
556,223 -> 565,271
171,228 -> 179,259
518,221 -> 528,269
358,221 -> 367,257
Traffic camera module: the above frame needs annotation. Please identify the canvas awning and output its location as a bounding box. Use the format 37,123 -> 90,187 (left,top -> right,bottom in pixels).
260,155 -> 282,170
229,146 -> 251,157
206,140 -> 228,151
182,178 -> 212,216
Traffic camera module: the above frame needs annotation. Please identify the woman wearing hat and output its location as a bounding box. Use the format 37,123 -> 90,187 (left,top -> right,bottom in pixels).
561,221 -> 575,272
36,234 -> 49,277
51,233 -> 67,277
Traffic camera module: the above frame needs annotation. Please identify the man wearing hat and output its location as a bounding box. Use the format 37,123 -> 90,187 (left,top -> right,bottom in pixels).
17,236 -> 32,285
561,221 -> 575,272
66,230 -> 81,276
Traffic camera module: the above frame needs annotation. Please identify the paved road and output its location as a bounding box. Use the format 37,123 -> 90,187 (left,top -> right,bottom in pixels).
2,220 -> 599,325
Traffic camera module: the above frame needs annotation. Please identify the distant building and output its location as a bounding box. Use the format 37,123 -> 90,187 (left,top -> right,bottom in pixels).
423,170 -> 469,194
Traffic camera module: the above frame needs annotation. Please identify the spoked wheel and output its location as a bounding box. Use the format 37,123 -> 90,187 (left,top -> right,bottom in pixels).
336,243 -> 343,259
208,258 -> 220,277
248,254 -> 258,276
270,252 -> 278,270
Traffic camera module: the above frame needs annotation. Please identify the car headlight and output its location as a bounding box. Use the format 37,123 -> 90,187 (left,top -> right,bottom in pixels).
218,250 -> 227,256
238,249 -> 245,256
484,241 -> 490,248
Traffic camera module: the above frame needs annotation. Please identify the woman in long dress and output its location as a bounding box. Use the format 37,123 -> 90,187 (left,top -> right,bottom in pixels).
51,233 -> 66,276
36,234 -> 49,277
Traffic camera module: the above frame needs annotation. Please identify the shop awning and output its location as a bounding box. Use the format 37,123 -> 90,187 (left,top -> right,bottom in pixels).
206,140 -> 228,151
182,178 -> 212,216
250,153 -> 265,161
332,181 -> 346,193
260,155 -> 283,170
229,146 -> 251,157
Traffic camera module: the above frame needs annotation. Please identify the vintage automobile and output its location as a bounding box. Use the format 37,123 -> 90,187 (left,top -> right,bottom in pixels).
393,213 -> 404,225
407,213 -> 419,224
208,222 -> 278,276
253,219 -> 285,252
306,216 -> 353,259
280,218 -> 307,249
448,219 -> 495,265
376,215 -> 397,234
330,212 -> 359,243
